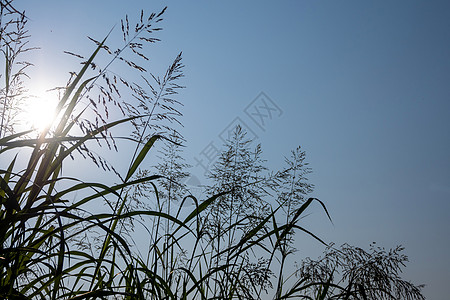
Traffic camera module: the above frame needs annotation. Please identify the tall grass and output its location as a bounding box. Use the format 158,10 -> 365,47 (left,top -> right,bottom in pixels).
0,4 -> 331,299
0,2 -> 426,299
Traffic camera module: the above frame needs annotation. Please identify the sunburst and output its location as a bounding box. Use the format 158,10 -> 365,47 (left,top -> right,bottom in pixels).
23,89 -> 58,133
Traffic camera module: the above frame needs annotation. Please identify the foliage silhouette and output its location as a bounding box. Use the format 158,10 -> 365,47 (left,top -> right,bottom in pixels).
297,243 -> 425,300
0,1 -> 426,299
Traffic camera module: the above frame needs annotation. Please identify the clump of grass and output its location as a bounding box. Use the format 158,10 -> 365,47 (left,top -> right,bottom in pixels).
0,2 -> 426,299
297,243 -> 426,300
0,3 -> 191,298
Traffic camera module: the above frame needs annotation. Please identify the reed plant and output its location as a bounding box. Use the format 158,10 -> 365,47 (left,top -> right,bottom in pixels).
0,3 -> 328,299
0,2 -> 426,299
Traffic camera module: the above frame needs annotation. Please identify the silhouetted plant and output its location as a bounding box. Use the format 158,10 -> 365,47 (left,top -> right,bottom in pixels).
270,146 -> 315,297
0,1 -> 426,299
0,2 -> 190,298
0,2 -> 35,138
202,125 -> 274,297
297,243 -> 425,300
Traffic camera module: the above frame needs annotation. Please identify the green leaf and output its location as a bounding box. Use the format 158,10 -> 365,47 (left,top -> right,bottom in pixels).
125,134 -> 161,182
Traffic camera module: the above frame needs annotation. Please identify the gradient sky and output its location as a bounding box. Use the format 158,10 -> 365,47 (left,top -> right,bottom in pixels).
15,1 -> 450,299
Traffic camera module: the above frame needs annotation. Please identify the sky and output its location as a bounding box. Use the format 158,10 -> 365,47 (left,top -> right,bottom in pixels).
12,1 -> 450,299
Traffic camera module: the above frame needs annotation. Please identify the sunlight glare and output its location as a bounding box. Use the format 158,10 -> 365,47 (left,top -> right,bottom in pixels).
25,90 -> 58,133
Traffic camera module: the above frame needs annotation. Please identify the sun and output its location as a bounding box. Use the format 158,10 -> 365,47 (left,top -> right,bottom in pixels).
24,90 -> 59,133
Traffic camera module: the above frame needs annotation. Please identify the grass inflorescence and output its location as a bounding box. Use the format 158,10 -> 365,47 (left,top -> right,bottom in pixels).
0,2 -> 426,299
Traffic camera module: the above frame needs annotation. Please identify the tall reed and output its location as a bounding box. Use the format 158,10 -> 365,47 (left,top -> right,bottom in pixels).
0,2 -> 425,299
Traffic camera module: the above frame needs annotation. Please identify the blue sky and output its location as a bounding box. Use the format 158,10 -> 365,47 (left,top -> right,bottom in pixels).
15,1 -> 450,298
